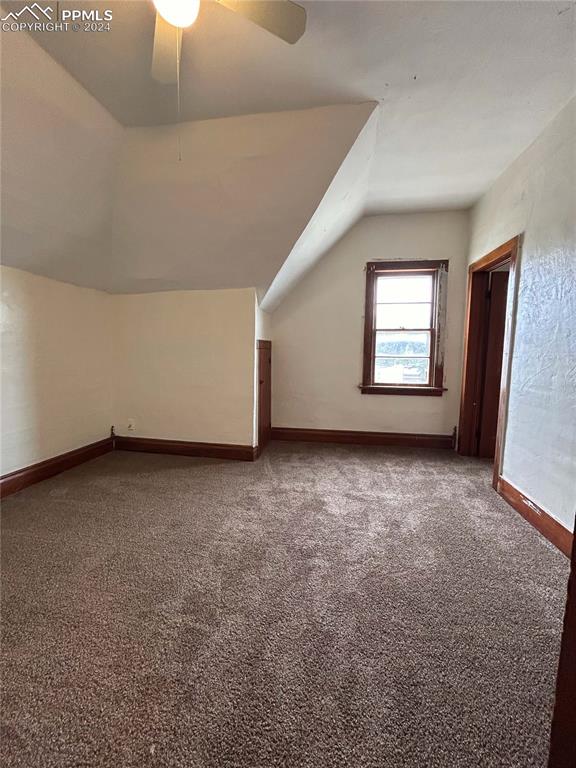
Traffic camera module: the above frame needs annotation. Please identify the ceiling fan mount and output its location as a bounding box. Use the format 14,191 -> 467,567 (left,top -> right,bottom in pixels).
151,0 -> 307,84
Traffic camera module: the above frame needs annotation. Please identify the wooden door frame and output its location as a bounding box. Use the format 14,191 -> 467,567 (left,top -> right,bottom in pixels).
458,235 -> 522,488
256,340 -> 272,457
548,537 -> 576,767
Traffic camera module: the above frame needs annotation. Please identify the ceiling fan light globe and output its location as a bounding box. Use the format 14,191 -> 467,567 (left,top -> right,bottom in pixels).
153,0 -> 200,28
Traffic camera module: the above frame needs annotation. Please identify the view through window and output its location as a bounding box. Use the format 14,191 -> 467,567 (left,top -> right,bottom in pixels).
375,272 -> 434,384
362,260 -> 448,395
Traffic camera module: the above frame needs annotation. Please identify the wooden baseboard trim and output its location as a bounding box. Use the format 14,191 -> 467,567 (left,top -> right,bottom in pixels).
496,477 -> 573,558
270,427 -> 455,449
115,436 -> 257,462
0,438 -> 114,499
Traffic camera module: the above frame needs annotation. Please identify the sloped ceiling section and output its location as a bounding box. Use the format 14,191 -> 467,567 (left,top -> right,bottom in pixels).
1,29 -> 375,300
0,27 -> 123,288
108,102 -> 376,294
261,106 -> 379,311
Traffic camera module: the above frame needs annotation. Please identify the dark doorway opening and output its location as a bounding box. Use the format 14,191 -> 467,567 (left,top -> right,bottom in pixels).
477,267 -> 509,458
458,236 -> 520,486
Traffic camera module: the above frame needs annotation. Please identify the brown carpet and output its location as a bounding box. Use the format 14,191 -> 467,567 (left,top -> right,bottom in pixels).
1,442 -> 569,768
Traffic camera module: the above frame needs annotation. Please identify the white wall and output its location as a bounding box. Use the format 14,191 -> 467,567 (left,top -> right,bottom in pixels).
0,33 -> 121,474
256,305 -> 272,342
271,211 -> 470,435
0,272 -> 259,474
0,267 -> 113,475
469,98 -> 576,532
112,288 -> 257,446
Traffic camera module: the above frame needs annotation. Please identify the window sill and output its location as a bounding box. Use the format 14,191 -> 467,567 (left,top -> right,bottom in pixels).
359,385 -> 445,397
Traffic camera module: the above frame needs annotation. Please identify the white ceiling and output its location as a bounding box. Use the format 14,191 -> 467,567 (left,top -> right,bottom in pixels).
25,0 -> 576,211
1,26 -> 374,297
1,0 -> 575,302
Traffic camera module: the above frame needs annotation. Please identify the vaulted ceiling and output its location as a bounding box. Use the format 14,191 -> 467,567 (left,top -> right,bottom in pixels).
1,1 -> 574,304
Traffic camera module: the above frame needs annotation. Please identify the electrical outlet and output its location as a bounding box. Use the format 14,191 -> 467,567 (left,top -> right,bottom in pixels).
127,418 -> 136,431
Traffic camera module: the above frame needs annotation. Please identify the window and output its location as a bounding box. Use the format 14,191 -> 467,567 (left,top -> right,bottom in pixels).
361,260 -> 448,396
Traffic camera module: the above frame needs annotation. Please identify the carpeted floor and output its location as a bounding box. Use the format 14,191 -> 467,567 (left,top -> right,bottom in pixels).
1,443 -> 569,768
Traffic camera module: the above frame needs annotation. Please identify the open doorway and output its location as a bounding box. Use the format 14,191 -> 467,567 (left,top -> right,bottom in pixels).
458,236 -> 521,486
477,265 -> 509,458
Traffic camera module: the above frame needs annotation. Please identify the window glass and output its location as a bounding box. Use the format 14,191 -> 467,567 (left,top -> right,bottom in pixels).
376,274 -> 433,303
374,357 -> 430,385
375,331 -> 431,357
375,303 -> 432,329
363,262 -> 447,392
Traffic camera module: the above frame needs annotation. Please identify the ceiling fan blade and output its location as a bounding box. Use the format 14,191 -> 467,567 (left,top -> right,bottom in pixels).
216,0 -> 306,44
151,12 -> 182,84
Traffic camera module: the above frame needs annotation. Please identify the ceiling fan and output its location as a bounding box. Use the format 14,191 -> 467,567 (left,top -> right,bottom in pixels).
151,0 -> 307,84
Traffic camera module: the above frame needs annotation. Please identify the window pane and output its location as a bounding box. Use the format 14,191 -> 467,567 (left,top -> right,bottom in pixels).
376,303 -> 431,329
377,274 -> 433,303
376,331 -> 430,357
374,357 -> 430,385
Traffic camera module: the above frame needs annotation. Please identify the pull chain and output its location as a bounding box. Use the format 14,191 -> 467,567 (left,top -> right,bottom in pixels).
176,30 -> 182,162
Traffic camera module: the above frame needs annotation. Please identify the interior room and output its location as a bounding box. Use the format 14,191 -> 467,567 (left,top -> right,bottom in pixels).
1,1 -> 575,766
